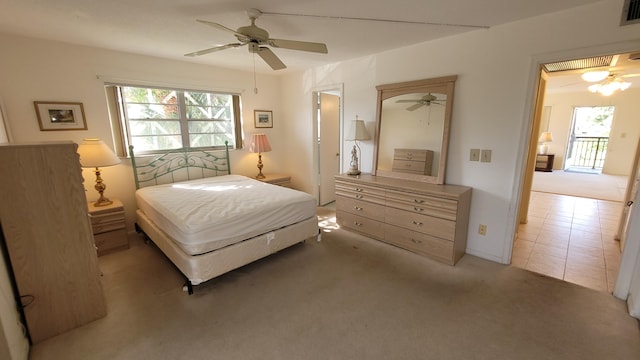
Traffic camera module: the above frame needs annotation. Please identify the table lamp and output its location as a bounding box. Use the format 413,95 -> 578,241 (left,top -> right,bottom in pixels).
346,117 -> 370,175
250,133 -> 272,179
77,138 -> 121,206
538,132 -> 553,155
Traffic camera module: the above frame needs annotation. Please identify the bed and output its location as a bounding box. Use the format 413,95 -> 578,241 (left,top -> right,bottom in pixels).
129,143 -> 319,294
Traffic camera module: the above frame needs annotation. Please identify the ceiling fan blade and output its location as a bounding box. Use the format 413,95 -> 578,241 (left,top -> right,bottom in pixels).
396,100 -> 420,103
406,103 -> 424,111
269,39 -> 328,54
184,43 -> 243,57
621,73 -> 640,78
196,19 -> 241,35
257,47 -> 286,70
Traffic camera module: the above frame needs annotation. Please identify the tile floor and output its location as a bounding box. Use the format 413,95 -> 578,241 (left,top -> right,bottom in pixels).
513,191 -> 623,293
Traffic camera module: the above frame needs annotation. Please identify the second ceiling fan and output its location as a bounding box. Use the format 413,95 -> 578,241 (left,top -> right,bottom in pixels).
396,93 -> 446,111
185,8 -> 328,70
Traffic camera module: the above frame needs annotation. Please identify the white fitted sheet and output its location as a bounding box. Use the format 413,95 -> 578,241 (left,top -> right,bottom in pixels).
135,175 -> 316,255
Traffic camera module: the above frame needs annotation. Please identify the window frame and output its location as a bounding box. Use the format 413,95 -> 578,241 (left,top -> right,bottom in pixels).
106,84 -> 242,156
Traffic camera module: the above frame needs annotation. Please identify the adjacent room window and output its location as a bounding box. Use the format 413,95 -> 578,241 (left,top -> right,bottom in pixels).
107,85 -> 242,155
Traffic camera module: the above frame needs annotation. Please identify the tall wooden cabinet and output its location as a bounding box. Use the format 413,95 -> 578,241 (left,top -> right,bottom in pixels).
0,142 -> 106,343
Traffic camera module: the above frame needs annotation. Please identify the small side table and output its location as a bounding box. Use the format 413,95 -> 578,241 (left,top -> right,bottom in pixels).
535,154 -> 555,172
88,198 -> 129,256
256,173 -> 292,188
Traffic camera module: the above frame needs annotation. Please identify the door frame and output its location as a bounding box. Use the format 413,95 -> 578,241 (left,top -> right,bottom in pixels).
312,84 -> 343,205
509,40 -> 640,310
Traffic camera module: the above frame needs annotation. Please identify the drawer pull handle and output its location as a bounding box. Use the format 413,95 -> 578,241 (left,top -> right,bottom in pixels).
414,199 -> 424,204
413,207 -> 424,212
410,238 -> 423,244
354,206 -> 363,211
355,188 -> 364,192
354,221 -> 363,227
412,221 -> 423,226
355,194 -> 363,199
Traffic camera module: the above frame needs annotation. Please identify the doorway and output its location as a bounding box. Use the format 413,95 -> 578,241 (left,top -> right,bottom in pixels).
514,51 -> 640,292
313,86 -> 342,206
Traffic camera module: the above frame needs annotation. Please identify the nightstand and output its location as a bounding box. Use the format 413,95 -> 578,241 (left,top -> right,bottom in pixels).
88,198 -> 128,256
256,173 -> 292,187
535,154 -> 555,172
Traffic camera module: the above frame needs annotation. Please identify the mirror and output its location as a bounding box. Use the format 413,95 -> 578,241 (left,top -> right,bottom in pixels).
373,76 -> 457,184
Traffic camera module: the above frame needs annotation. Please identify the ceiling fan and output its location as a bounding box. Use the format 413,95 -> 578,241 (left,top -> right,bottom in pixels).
185,8 -> 328,70
395,93 -> 446,111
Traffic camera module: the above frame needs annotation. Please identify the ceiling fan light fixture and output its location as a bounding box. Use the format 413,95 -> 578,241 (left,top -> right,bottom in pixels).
588,77 -> 631,96
581,70 -> 610,82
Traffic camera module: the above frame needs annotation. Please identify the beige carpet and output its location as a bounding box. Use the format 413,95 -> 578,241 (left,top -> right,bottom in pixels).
532,170 -> 627,202
28,207 -> 640,360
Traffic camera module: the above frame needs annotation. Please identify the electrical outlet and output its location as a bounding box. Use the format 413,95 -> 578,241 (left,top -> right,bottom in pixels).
478,224 -> 487,236
470,149 -> 480,161
481,149 -> 492,163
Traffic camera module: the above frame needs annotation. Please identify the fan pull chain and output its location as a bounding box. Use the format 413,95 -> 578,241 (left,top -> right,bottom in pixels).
253,54 -> 258,94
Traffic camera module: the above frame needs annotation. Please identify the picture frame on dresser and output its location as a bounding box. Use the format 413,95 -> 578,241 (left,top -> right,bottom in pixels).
34,101 -> 87,131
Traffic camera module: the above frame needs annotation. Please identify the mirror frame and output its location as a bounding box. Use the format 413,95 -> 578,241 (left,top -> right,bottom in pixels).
372,75 -> 457,184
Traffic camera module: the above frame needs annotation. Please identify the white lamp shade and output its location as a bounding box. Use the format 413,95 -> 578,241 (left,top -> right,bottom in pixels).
538,132 -> 553,143
250,134 -> 272,153
346,119 -> 370,141
77,138 -> 121,168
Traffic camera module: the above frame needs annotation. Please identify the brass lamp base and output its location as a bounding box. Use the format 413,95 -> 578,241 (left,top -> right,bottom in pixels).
92,167 -> 113,207
255,153 -> 266,179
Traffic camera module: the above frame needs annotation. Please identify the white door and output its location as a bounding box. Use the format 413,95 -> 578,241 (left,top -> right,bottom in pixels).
318,92 -> 340,206
617,137 -> 640,249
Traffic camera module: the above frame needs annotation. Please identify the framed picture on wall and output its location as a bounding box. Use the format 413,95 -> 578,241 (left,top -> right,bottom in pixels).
254,110 -> 273,128
34,101 -> 87,131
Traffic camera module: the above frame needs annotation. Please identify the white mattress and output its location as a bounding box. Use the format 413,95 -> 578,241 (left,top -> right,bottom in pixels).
135,175 -> 317,255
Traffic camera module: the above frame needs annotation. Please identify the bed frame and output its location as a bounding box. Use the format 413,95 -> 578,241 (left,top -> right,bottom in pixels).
129,143 -> 319,294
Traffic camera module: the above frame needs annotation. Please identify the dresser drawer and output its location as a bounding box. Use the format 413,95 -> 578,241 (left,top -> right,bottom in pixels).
90,210 -> 125,225
386,189 -> 457,220
392,160 -> 428,174
384,223 -> 455,264
394,149 -> 430,161
92,220 -> 126,234
94,228 -> 128,256
385,207 -> 455,240
336,195 -> 385,221
336,211 -> 385,239
335,180 -> 385,205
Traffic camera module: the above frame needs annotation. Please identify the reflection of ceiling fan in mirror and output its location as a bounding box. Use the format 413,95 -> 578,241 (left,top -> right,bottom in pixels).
185,8 -> 328,70
395,93 -> 446,111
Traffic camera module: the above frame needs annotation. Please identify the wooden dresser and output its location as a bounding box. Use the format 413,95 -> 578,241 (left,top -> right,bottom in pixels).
335,174 -> 471,265
0,142 -> 106,343
392,148 -> 434,175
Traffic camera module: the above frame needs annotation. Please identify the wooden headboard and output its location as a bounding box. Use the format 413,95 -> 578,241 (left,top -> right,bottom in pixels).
129,142 -> 231,189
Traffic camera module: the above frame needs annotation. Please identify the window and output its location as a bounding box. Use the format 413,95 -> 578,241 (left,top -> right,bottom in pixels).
107,85 -> 242,154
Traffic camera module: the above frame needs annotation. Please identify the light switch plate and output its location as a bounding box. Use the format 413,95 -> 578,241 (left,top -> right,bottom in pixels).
481,149 -> 492,163
470,149 -> 480,161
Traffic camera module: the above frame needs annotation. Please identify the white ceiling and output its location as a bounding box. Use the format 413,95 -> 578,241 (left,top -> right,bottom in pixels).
0,0 -> 604,75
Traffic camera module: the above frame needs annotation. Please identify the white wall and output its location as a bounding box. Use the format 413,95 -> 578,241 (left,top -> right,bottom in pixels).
282,0 -> 640,263
0,33 -> 289,232
544,88 -> 640,174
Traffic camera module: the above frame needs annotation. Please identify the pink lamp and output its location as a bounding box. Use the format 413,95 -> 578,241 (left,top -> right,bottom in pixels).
250,134 -> 272,179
